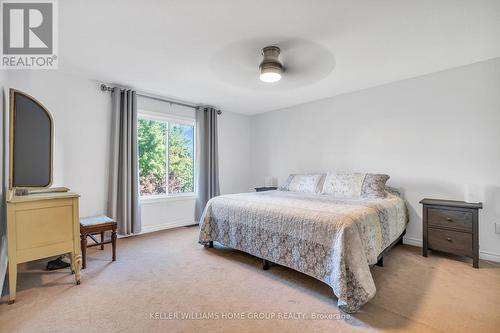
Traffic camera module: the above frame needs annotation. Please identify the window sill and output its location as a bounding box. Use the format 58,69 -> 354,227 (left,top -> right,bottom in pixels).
140,193 -> 196,205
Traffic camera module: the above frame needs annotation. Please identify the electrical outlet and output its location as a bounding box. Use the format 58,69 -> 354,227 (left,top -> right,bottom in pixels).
496,222 -> 500,234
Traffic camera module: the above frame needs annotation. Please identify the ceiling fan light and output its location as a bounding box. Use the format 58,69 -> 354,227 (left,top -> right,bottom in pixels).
259,46 -> 283,83
260,70 -> 282,83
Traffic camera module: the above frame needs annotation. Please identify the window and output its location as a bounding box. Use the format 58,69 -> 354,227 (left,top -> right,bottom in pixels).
138,113 -> 195,197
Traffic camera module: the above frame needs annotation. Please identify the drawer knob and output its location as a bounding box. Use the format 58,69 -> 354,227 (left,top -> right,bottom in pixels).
446,237 -> 453,242
446,217 -> 453,222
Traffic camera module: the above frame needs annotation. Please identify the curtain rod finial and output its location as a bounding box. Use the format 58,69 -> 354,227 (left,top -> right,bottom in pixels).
100,84 -> 114,92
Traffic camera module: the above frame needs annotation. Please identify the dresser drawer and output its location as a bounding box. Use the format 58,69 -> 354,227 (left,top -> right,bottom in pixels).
15,205 -> 74,250
428,227 -> 472,257
428,208 -> 472,232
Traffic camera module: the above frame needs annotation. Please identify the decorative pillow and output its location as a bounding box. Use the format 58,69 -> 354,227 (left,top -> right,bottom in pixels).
278,174 -> 325,193
287,174 -> 324,193
361,173 -> 390,198
321,171 -> 389,199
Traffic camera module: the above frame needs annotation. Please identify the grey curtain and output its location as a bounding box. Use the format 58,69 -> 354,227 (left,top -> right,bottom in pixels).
108,88 -> 141,235
195,106 -> 220,221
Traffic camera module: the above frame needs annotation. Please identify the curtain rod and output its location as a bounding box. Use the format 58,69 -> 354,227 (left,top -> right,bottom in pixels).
100,84 -> 222,115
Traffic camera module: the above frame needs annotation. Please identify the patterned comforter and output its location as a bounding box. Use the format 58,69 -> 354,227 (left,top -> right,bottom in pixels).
198,189 -> 408,313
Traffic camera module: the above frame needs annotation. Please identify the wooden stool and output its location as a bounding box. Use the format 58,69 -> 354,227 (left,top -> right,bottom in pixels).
80,216 -> 117,269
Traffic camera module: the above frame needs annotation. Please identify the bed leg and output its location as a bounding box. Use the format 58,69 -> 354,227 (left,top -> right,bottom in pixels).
398,230 -> 405,245
204,241 -> 214,248
376,256 -> 384,267
262,259 -> 270,270
398,230 -> 406,245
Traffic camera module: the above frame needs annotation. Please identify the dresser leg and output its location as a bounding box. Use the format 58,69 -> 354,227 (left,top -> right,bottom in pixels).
422,246 -> 428,257
74,254 -> 82,285
70,252 -> 75,274
8,261 -> 17,304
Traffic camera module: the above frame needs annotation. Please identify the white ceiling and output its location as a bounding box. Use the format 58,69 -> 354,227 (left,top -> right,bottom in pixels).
60,0 -> 500,115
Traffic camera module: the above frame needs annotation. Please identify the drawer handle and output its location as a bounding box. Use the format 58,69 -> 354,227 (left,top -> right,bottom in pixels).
446,217 -> 453,222
446,237 -> 453,242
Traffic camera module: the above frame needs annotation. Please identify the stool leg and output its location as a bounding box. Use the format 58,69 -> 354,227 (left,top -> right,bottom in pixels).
100,231 -> 105,250
111,229 -> 117,262
80,234 -> 87,269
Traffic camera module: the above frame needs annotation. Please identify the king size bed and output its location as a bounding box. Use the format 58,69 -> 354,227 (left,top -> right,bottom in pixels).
198,172 -> 408,313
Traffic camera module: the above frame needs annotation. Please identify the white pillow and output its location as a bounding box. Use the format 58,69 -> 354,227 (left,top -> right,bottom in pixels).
321,171 -> 390,199
287,174 -> 324,193
278,174 -> 295,191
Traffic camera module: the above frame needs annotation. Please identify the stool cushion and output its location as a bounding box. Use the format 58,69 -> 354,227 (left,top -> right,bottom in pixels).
80,215 -> 114,227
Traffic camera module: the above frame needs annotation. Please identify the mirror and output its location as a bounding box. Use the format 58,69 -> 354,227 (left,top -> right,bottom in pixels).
9,89 -> 53,189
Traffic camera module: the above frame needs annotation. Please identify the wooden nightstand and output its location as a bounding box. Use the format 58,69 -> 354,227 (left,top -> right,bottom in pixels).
420,198 -> 482,268
255,186 -> 277,192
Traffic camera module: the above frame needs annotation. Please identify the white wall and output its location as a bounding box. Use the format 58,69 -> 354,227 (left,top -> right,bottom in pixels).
2,71 -> 253,234
251,58 -> 500,261
218,110 -> 253,194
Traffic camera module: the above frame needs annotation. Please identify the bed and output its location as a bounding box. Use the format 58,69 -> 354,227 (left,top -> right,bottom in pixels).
198,174 -> 408,313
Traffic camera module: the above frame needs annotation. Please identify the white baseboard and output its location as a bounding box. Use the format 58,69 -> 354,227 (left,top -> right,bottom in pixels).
117,219 -> 197,239
403,236 -> 423,247
403,236 -> 500,263
140,219 -> 197,235
0,236 -> 8,297
479,250 -> 500,263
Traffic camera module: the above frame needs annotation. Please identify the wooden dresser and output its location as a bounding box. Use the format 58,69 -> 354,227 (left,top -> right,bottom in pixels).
7,191 -> 82,303
420,198 -> 482,268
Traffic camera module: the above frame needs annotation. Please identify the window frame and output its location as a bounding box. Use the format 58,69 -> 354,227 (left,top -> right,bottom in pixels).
138,109 -> 196,202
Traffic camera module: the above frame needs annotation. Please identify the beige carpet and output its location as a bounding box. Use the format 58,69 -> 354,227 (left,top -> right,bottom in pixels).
1,226 -> 499,333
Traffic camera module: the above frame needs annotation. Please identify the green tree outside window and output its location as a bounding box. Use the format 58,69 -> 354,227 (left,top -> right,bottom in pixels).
138,118 -> 194,196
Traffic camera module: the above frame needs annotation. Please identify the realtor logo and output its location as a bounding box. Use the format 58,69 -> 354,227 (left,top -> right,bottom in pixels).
1,0 -> 58,69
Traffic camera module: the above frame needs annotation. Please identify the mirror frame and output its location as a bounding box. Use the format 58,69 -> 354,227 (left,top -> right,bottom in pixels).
9,88 -> 54,189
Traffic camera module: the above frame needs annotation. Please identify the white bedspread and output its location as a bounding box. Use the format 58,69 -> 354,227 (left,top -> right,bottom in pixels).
198,189 -> 408,312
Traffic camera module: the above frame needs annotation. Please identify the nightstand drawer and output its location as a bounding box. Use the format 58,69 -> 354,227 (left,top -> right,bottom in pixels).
428,208 -> 472,232
428,227 -> 472,257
